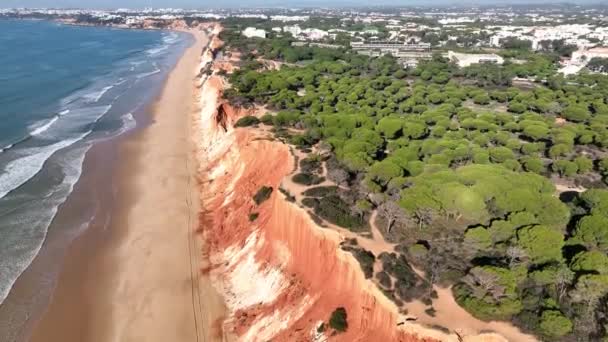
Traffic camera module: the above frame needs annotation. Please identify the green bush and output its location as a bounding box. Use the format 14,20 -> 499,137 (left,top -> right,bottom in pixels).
249,213 -> 259,222
347,248 -> 375,279
454,283 -> 523,321
539,310 -> 573,338
300,156 -> 323,173
302,186 -> 338,197
329,307 -> 348,332
260,114 -> 274,125
234,115 -> 260,127
292,173 -> 325,185
278,187 -> 296,202
302,197 -> 318,208
376,271 -> 392,288
253,186 -> 273,205
313,195 -> 365,230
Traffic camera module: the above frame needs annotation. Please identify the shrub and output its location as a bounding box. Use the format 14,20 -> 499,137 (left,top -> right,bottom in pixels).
292,173 -> 325,185
539,310 -> 573,338
235,115 -> 260,127
302,186 -> 338,197
348,248 -> 375,279
278,187 -> 296,202
381,253 -> 429,302
313,195 -> 365,230
253,186 -> 273,205
300,156 -> 323,173
473,93 -> 491,105
260,114 -> 274,125
249,213 -> 259,222
454,283 -> 523,321
290,134 -> 314,147
376,271 -> 392,288
329,307 -> 348,332
302,197 -> 318,208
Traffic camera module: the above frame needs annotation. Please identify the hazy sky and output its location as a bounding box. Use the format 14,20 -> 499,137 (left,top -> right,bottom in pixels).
1,0 -> 598,9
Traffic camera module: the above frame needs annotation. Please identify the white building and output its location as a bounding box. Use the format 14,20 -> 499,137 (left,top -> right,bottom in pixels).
283,25 -> 302,37
302,28 -> 329,41
557,47 -> 608,75
242,27 -> 266,39
439,17 -> 475,25
271,15 -> 309,22
448,51 -> 504,67
571,46 -> 608,63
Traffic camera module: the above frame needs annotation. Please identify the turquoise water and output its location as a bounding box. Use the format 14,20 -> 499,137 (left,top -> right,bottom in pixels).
0,19 -> 191,309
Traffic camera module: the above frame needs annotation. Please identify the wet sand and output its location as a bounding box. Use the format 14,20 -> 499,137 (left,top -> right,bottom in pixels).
28,29 -> 227,342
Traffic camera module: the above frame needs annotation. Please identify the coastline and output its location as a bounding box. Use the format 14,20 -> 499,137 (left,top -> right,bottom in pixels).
23,28 -> 227,342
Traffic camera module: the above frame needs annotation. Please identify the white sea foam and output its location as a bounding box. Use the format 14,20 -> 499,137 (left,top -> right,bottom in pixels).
114,112 -> 137,136
136,69 -> 161,79
29,116 -> 59,136
146,45 -> 169,56
85,85 -> 114,103
58,109 -> 70,116
0,144 -> 13,153
122,112 -> 136,130
0,131 -> 90,200
0,144 -> 91,306
162,32 -> 179,44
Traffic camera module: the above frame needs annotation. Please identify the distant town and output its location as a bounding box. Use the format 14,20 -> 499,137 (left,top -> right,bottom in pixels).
3,5 -> 608,76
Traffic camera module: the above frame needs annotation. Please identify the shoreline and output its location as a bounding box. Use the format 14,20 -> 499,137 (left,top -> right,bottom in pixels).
23,28 -> 227,342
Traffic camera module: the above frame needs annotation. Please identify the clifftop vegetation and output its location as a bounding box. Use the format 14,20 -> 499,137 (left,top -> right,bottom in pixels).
220,20 -> 608,340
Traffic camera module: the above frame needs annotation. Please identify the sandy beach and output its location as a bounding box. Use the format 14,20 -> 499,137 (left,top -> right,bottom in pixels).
28,29 -> 226,342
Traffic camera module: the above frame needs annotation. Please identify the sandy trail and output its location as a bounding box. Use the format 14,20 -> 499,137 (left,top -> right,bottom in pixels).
29,29 -> 226,342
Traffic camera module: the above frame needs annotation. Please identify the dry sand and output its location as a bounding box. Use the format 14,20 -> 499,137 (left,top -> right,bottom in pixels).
29,29 -> 226,342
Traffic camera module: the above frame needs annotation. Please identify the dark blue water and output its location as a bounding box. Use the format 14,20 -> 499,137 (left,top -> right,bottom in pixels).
0,19 -> 191,308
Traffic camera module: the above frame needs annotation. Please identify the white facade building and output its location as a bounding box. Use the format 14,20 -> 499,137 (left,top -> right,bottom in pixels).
302,28 -> 329,41
448,51 -> 504,67
559,47 -> 608,75
242,27 -> 266,39
571,47 -> 608,63
283,25 -> 302,37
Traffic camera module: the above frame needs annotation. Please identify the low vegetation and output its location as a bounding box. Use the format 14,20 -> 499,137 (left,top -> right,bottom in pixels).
234,115 -> 260,127
341,239 -> 375,278
253,186 -> 273,205
329,307 -> 348,332
248,212 -> 259,222
292,172 -> 325,185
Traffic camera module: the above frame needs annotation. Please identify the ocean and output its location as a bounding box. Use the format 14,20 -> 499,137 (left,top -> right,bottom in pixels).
0,19 -> 191,336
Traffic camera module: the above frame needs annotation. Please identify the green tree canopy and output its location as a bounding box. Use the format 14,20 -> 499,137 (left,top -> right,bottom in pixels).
539,310 -> 573,338
516,225 -> 564,265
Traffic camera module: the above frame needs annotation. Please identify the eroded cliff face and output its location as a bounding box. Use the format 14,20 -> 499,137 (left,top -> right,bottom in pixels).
193,37 -> 508,342
192,71 -> 443,342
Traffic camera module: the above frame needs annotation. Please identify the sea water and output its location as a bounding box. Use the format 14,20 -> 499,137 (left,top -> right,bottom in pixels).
0,19 -> 191,312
